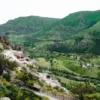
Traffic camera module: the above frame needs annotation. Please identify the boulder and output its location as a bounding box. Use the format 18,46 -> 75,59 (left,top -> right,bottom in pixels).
15,44 -> 24,51
0,97 -> 10,100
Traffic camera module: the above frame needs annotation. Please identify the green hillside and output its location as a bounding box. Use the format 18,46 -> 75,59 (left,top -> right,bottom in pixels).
0,10 -> 100,54
22,10 -> 100,52
41,10 -> 100,40
47,21 -> 100,54
0,16 -> 60,35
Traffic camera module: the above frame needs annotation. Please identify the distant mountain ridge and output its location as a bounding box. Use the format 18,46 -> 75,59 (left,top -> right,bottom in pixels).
0,16 -> 60,35
0,10 -> 100,54
40,10 -> 100,40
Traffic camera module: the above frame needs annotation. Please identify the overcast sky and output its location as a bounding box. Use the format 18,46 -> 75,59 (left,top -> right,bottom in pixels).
0,0 -> 100,24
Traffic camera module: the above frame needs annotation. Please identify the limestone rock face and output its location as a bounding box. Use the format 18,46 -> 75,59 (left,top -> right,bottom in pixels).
0,97 -> 10,100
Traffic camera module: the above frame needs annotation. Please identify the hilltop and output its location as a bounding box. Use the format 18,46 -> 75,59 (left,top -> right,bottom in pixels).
0,16 -> 59,35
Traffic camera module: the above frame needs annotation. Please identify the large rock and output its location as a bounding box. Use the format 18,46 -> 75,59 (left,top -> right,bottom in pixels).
15,44 -> 24,51
0,97 -> 10,100
0,35 -> 24,51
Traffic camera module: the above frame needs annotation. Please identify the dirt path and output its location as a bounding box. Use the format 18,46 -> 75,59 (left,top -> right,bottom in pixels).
35,92 -> 58,100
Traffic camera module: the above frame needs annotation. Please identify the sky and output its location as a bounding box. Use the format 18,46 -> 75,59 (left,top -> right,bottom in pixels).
0,0 -> 100,24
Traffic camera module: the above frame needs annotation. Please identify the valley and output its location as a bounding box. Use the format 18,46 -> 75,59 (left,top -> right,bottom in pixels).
0,10 -> 100,100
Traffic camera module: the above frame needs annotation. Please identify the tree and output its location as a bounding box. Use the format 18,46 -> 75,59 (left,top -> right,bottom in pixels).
71,83 -> 95,100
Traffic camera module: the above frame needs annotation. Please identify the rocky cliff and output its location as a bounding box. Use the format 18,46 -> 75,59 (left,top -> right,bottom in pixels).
0,35 -> 72,100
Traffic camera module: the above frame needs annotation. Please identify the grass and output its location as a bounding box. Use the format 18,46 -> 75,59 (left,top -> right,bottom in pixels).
34,41 -> 55,48
35,51 -> 100,78
57,76 -> 84,85
8,34 -> 26,44
36,58 -> 51,68
84,67 -> 99,77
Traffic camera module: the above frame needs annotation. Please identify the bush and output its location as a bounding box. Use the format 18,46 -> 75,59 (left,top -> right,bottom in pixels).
85,93 -> 100,100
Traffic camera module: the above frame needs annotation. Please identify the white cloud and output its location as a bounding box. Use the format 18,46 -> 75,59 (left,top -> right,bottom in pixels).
0,0 -> 100,24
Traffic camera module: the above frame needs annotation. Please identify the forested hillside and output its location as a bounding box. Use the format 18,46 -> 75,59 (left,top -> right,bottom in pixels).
40,10 -> 100,40
0,10 -> 100,54
48,21 -> 100,54
0,16 -> 60,35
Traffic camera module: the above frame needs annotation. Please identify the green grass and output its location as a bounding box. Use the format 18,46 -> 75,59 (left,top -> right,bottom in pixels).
57,76 -> 84,85
34,41 -> 55,48
84,67 -> 99,77
34,51 -> 100,78
37,58 -> 51,68
8,34 -> 26,44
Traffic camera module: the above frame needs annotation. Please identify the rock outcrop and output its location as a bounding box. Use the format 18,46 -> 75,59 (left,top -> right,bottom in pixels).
0,36 -> 10,45
0,35 -> 24,51
14,44 -> 24,51
0,97 -> 10,100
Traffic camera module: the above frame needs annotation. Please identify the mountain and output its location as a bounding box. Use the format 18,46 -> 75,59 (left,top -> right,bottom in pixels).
0,16 -> 60,35
0,10 -> 100,54
48,21 -> 100,54
71,21 -> 100,54
41,10 -> 100,40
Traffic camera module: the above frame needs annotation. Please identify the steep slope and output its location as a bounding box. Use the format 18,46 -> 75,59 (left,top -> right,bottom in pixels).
71,21 -> 100,54
0,36 -> 73,100
41,10 -> 100,40
48,21 -> 100,54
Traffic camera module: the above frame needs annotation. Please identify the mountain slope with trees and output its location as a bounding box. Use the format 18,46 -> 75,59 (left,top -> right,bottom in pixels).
48,21 -> 100,54
0,16 -> 60,35
40,10 -> 100,40
0,10 -> 100,54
